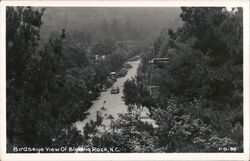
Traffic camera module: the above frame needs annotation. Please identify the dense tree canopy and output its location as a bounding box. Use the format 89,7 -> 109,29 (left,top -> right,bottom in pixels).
6,7 -> 243,153
6,7 -> 136,151
146,7 -> 243,151
120,7 -> 243,152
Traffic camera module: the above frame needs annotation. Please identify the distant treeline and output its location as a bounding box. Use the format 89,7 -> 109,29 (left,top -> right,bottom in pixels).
40,7 -> 182,46
46,17 -> 169,47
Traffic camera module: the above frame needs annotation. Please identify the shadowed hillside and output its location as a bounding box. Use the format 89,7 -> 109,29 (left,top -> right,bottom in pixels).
40,7 -> 182,45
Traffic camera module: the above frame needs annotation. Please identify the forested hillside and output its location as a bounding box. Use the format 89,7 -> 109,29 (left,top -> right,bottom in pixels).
6,6 -> 243,153
121,7 -> 243,152
40,7 -> 181,45
6,7 -> 141,151
79,7 -> 243,152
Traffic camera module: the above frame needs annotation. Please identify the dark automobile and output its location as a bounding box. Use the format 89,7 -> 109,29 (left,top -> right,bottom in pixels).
111,86 -> 120,94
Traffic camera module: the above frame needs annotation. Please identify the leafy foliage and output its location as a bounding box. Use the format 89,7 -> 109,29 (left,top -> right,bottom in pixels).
6,7 -> 243,153
150,7 -> 243,151
6,7 -> 134,151
119,7 -> 243,152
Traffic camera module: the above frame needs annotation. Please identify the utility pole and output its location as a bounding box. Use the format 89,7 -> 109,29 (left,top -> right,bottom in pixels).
148,44 -> 170,97
149,45 -> 154,96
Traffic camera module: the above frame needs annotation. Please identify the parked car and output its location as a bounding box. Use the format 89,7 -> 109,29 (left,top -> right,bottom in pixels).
101,86 -> 107,92
111,86 -> 120,94
129,55 -> 140,61
117,68 -> 128,78
122,63 -> 132,69
110,72 -> 117,82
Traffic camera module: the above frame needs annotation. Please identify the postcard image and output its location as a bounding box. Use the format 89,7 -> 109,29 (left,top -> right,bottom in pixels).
0,0 -> 249,161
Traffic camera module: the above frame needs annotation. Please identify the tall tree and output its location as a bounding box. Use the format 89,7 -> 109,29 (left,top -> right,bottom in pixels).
7,6 -> 45,147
